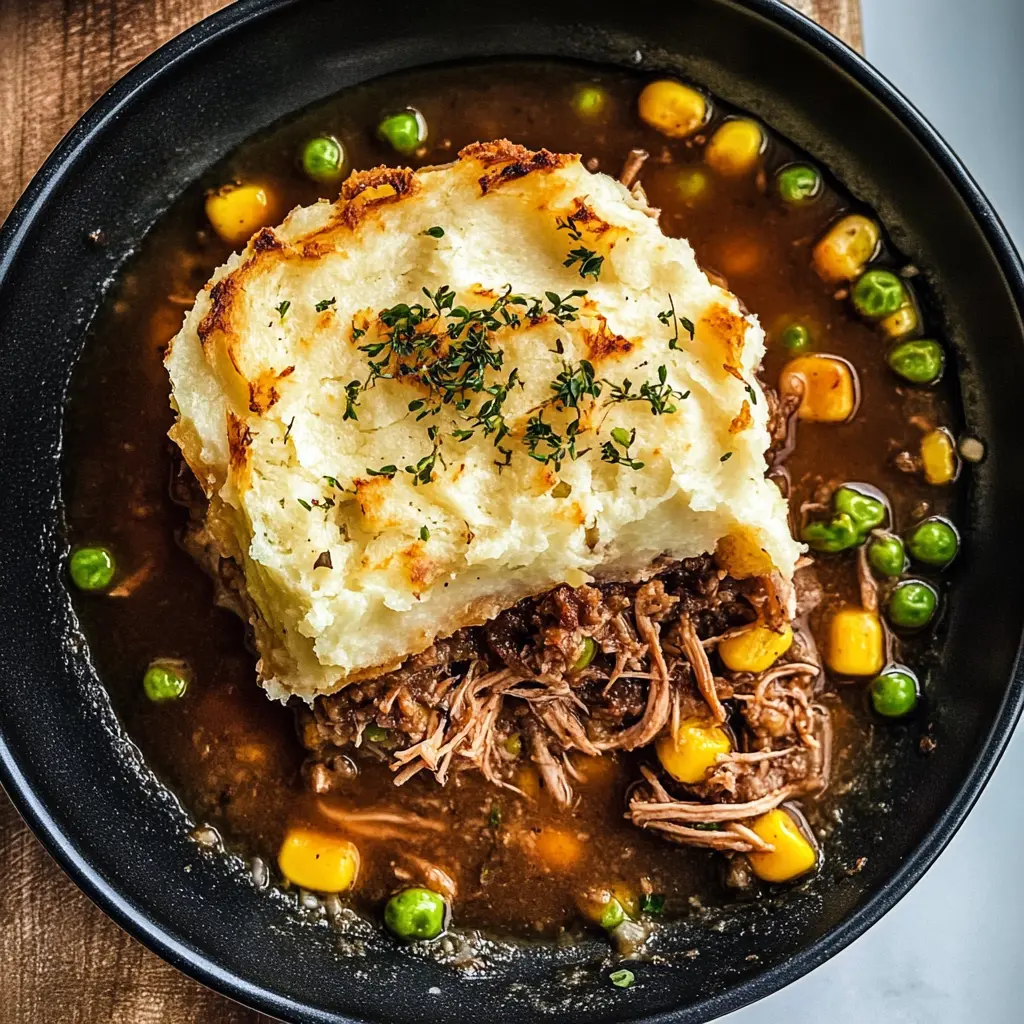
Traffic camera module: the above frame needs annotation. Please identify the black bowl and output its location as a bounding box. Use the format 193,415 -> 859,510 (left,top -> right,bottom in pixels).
2,1 -> 1023,1021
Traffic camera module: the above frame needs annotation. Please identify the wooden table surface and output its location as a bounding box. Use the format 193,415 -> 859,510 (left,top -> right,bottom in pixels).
0,1 -> 860,1020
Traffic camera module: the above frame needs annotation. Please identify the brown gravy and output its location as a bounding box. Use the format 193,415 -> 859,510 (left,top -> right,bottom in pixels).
63,60 -> 958,938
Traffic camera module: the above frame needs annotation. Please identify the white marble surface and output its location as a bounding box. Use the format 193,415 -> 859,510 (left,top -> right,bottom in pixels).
724,2 -> 1024,1020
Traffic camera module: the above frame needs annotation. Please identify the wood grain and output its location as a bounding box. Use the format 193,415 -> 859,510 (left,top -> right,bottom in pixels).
0,1 -> 860,1020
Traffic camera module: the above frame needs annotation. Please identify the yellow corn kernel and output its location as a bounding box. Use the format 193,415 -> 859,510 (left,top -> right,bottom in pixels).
278,827 -> 360,893
812,214 -> 881,283
533,828 -> 585,871
514,763 -> 541,801
747,809 -> 817,883
921,428 -> 958,485
574,754 -> 618,787
826,607 -> 884,677
780,354 -> 857,423
719,624 -> 794,674
879,302 -> 919,340
205,183 -> 274,246
705,119 -> 764,177
715,528 -> 775,578
638,80 -> 708,138
655,718 -> 732,784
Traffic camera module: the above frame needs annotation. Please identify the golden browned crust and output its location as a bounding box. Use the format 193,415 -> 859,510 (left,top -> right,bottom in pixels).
729,400 -> 753,434
226,411 -> 252,476
700,302 -> 748,379
460,140 -> 573,195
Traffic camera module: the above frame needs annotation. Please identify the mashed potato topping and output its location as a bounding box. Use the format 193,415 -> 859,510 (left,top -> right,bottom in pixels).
166,141 -> 801,700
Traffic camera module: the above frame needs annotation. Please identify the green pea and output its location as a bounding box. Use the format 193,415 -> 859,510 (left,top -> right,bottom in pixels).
143,660 -> 190,702
852,269 -> 906,319
301,135 -> 345,184
365,724 -> 389,743
887,339 -> 945,385
377,109 -> 427,155
780,323 -> 812,354
801,512 -> 859,553
573,85 -> 607,118
886,580 -> 938,630
867,534 -> 907,577
384,887 -> 446,941
833,486 -> 887,534
906,517 -> 959,567
776,164 -> 821,204
609,968 -> 635,989
599,897 -> 626,930
68,546 -> 116,591
675,167 -> 710,204
870,669 -> 919,718
574,636 -> 598,670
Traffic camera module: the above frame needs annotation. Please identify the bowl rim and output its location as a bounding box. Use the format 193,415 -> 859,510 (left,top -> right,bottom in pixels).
2,0 -> 1023,1021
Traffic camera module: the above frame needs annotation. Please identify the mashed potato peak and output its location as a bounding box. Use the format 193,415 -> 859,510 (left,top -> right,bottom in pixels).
165,141 -> 802,700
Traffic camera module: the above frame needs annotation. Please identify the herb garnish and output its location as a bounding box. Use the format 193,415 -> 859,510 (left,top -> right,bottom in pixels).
419,525 -> 430,541
296,498 -> 312,511
422,226 -> 445,238
342,380 -> 361,421
315,297 -> 336,312
283,416 -> 295,442
606,365 -> 687,415
274,299 -> 291,321
639,893 -> 665,915
564,246 -> 604,280
366,464 -> 398,478
744,384 -> 758,406
720,452 -> 733,462
601,427 -> 644,471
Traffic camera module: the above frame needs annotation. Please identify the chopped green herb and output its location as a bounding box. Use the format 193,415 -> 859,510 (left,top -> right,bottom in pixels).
609,969 -> 635,989
419,525 -> 430,541
555,214 -> 584,241
639,893 -> 665,915
283,416 -> 296,441
680,315 -> 695,339
488,805 -> 502,829
606,365 -> 686,415
323,476 -> 343,489
422,226 -> 445,238
315,297 -> 336,312
720,451 -> 733,462
364,724 -> 389,743
602,427 -> 644,471
342,379 -> 361,421
658,294 -> 682,349
296,498 -> 312,511
564,246 -> 604,280
744,383 -> 758,406
351,326 -> 366,341
691,821 -> 723,831
274,299 -> 291,320
367,465 -> 398,479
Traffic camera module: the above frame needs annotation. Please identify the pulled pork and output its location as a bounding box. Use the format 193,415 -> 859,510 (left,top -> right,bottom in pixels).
299,555 -> 831,851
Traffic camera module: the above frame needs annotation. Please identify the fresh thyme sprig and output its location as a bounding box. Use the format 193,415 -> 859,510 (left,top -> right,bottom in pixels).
601,427 -> 644,471
658,294 -> 694,350
605,365 -> 689,415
